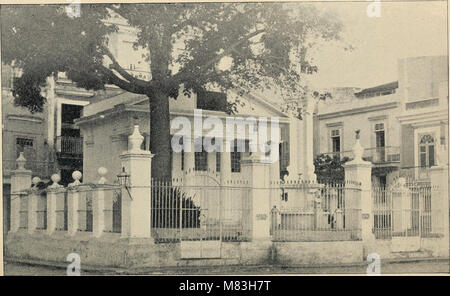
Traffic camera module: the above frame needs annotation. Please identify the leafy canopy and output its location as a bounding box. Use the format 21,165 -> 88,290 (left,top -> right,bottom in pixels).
2,3 -> 343,113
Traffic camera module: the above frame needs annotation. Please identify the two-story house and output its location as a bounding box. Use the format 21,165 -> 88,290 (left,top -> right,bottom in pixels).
313,55 -> 448,186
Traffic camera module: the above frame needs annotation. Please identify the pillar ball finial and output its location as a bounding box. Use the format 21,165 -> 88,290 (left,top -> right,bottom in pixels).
32,176 -> 41,185
50,174 -> 62,188
51,174 -> 61,183
98,167 -> 108,184
98,167 -> 108,176
71,170 -> 82,186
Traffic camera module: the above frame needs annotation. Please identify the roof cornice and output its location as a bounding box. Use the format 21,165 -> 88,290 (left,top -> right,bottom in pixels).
317,102 -> 400,120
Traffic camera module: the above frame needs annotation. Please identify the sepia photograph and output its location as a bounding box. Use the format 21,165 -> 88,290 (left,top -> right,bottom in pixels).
0,0 -> 448,277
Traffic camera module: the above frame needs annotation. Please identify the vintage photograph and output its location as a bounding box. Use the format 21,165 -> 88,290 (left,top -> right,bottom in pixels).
1,1 -> 448,276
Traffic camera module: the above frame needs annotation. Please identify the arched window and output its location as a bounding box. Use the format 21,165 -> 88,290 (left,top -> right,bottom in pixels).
419,134 -> 435,167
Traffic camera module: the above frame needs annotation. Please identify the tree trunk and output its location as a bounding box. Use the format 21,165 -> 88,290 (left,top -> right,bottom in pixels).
148,89 -> 172,181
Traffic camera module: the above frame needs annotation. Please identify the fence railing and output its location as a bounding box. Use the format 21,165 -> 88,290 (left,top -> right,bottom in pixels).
271,181 -> 362,242
390,167 -> 432,183
77,188 -> 93,232
150,178 -> 252,243
19,194 -> 28,229
372,183 -> 442,239
55,191 -> 68,231
104,187 -> 122,233
318,146 -> 400,164
36,192 -> 47,230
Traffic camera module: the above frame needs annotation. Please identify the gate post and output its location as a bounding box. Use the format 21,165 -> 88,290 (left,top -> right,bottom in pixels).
241,152 -> 272,241
67,171 -> 82,236
344,131 -> 374,256
429,163 -> 449,252
93,167 -> 108,237
119,125 -> 153,239
47,174 -> 63,235
10,153 -> 32,233
28,177 -> 41,234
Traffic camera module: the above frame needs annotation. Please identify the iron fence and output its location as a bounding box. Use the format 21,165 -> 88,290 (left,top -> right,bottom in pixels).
36,191 -> 47,230
55,191 -> 68,231
271,182 -> 362,241
372,183 -> 442,239
150,178 -> 252,243
19,194 -> 28,229
104,186 -> 122,233
77,188 -> 93,232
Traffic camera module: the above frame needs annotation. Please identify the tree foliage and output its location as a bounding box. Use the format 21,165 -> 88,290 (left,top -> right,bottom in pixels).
2,3 -> 345,179
314,154 -> 350,183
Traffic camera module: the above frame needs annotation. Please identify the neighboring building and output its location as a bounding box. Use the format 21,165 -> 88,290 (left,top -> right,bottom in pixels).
1,66 -> 96,236
314,55 -> 448,186
1,68 -> 92,186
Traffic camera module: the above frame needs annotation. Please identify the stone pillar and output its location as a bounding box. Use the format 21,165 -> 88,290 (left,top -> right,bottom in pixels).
429,164 -> 449,246
10,153 -> 32,232
47,174 -> 63,235
119,125 -> 153,239
93,167 -> 108,237
28,177 -> 41,234
67,171 -> 82,236
391,178 -> 410,233
344,131 -> 374,256
241,152 -> 272,240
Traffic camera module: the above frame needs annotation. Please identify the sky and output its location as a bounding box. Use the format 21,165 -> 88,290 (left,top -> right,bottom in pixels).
306,1 -> 447,90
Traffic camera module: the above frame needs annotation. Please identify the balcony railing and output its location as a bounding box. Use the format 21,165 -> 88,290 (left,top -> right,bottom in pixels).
363,146 -> 400,164
319,146 -> 400,164
56,136 -> 83,155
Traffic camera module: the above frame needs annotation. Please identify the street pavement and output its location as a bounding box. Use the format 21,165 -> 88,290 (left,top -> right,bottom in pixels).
3,259 -> 449,275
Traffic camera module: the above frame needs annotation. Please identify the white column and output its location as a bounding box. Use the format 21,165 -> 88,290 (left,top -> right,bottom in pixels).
10,153 -> 32,233
344,132 -> 374,256
241,152 -> 272,240
46,75 -> 56,148
47,174 -> 63,235
67,171 -> 82,236
302,98 -> 316,181
28,178 -> 40,234
430,165 -> 449,244
286,117 -> 301,180
93,167 -> 108,237
120,125 -> 153,239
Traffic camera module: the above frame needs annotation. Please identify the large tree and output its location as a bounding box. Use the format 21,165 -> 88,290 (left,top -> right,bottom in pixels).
1,3 -> 344,180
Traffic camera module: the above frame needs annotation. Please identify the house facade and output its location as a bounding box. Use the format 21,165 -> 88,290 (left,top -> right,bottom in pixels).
76,88 -> 314,186
314,55 -> 448,186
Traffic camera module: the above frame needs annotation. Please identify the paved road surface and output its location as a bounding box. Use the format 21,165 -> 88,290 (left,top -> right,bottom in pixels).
4,260 -> 449,275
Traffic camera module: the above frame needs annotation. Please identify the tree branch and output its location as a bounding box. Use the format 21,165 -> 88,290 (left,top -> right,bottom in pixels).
101,45 -> 150,88
167,28 -> 265,87
98,65 -> 148,94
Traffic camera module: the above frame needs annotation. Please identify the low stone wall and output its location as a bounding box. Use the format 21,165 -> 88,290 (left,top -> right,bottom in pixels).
273,240 -> 364,266
5,231 -> 273,269
6,232 -> 447,269
366,236 -> 449,260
